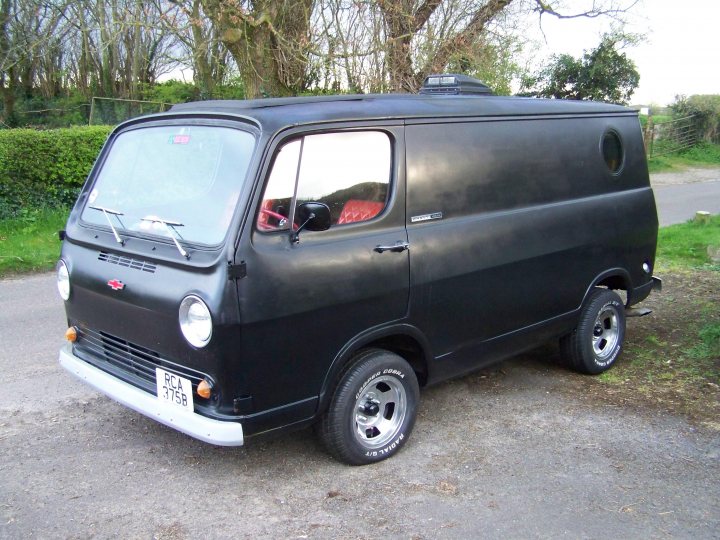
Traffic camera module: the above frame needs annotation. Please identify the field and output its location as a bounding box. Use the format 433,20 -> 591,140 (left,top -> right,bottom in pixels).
591,216 -> 719,426
647,141 -> 720,173
0,208 -> 68,275
591,266 -> 719,428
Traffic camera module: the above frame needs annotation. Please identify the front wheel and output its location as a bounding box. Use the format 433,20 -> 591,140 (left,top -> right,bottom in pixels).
560,288 -> 626,374
318,349 -> 419,465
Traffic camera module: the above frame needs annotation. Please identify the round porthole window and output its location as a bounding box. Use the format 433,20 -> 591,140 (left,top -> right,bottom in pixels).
602,130 -> 624,175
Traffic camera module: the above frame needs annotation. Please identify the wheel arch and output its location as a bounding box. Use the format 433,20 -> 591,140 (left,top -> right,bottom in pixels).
317,324 -> 432,415
584,268 -> 632,307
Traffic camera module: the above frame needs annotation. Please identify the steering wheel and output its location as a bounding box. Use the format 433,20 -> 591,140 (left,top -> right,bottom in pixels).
257,207 -> 299,231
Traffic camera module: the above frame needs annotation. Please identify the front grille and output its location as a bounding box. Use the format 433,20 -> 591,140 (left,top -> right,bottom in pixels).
98,251 -> 156,273
74,327 -> 209,395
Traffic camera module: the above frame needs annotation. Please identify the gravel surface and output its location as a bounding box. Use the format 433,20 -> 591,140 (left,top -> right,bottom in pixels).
650,166 -> 720,186
1,273 -> 719,539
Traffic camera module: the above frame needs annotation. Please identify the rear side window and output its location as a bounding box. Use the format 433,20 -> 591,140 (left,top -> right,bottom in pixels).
257,131 -> 391,231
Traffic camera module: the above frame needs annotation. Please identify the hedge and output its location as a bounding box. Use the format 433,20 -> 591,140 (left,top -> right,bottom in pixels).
672,95 -> 720,144
0,126 -> 112,219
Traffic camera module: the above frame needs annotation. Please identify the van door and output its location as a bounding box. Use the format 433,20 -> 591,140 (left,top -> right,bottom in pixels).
235,127 -> 409,416
404,119 -> 608,373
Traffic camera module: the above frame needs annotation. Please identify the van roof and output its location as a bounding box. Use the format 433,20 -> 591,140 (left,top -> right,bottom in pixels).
165,94 -> 634,132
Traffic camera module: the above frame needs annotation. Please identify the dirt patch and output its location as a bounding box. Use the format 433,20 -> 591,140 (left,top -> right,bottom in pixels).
469,269 -> 720,430
570,269 -> 720,428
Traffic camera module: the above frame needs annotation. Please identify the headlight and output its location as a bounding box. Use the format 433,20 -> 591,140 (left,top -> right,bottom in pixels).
179,295 -> 212,348
57,260 -> 70,301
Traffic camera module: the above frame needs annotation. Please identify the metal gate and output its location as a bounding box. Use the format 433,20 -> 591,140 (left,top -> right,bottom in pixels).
644,115 -> 697,158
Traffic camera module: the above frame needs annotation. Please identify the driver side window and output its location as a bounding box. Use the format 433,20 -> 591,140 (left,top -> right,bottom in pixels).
256,140 -> 300,231
257,131 -> 391,232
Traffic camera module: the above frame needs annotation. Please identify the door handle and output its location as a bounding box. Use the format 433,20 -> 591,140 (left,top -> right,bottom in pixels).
374,241 -> 410,253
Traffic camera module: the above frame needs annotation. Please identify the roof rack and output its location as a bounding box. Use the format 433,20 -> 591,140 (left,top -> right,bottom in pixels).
419,74 -> 493,96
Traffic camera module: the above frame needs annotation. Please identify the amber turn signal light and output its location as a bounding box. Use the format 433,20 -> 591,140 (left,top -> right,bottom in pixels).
65,326 -> 78,342
197,379 -> 212,399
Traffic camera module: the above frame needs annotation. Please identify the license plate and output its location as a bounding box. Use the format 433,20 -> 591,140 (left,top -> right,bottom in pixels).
156,368 -> 194,412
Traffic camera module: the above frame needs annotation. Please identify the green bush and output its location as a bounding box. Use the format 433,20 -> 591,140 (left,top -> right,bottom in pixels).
671,94 -> 720,143
12,93 -> 91,128
141,78 -> 245,104
0,125 -> 112,219
141,80 -> 201,104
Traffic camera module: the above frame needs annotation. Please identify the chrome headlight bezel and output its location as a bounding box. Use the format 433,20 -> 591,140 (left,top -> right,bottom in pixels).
179,295 -> 212,348
57,260 -> 70,301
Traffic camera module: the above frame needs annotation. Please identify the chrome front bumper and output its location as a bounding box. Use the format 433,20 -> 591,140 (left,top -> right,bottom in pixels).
58,344 -> 244,446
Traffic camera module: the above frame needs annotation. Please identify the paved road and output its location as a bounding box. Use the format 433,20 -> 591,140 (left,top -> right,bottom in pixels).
1,273 -> 718,538
653,179 -> 720,226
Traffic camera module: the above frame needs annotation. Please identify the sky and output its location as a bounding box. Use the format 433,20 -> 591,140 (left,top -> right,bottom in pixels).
523,0 -> 720,106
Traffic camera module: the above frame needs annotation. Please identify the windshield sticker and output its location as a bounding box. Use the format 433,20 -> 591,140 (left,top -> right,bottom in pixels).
171,134 -> 191,145
88,188 -> 99,204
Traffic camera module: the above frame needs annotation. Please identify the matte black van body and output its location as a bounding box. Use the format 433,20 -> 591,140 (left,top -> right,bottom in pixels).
58,92 -> 659,462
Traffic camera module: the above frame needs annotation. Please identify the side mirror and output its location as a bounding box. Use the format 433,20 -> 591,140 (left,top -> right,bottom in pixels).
291,202 -> 331,243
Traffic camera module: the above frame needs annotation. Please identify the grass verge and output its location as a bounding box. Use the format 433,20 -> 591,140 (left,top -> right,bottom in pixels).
647,141 -> 720,173
0,208 -> 69,276
595,277 -> 719,427
656,214 -> 720,271
594,216 -> 719,427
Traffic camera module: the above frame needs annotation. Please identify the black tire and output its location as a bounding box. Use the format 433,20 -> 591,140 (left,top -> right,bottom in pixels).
318,349 -> 419,465
560,288 -> 626,374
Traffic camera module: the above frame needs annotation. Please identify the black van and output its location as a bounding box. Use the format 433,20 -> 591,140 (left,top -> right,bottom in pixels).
57,75 -> 660,465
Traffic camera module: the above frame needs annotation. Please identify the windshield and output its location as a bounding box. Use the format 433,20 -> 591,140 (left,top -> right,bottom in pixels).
81,125 -> 255,245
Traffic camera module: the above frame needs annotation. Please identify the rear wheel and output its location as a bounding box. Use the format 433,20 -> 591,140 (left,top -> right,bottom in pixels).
319,349 -> 419,465
560,288 -> 626,374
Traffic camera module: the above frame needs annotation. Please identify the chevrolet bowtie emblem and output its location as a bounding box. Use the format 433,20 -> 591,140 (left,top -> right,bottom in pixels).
107,279 -> 125,291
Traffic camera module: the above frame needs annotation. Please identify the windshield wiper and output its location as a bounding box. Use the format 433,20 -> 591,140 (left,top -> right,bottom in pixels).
141,216 -> 189,259
89,205 -> 126,246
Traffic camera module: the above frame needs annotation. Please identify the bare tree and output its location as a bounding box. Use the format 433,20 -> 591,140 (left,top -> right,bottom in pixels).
1,0 -> 73,122
376,0 -> 637,92
309,0 -> 386,93
161,0 -> 232,99
200,0 -> 314,98
64,0 -> 178,98
0,0 -> 640,124
0,0 -> 16,121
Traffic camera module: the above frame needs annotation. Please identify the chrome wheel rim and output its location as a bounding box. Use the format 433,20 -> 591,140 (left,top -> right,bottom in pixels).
353,375 -> 406,450
592,306 -> 620,361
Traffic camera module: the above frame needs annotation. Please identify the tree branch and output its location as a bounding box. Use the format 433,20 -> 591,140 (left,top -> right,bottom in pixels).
533,0 -> 640,20
413,0 -> 442,33
420,0 -> 513,82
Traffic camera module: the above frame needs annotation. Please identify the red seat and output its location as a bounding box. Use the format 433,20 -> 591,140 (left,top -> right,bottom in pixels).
337,199 -> 384,225
257,199 -> 274,228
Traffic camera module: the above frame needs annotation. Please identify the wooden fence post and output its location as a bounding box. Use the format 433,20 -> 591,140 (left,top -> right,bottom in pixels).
645,115 -> 654,158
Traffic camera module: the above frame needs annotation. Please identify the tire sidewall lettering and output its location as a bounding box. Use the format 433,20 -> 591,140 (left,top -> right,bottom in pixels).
353,364 -> 412,460
355,371 -> 382,400
595,342 -> 621,367
561,288 -> 626,375
593,300 -> 624,368
323,351 -> 419,465
365,433 -> 405,457
354,369 -> 407,400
